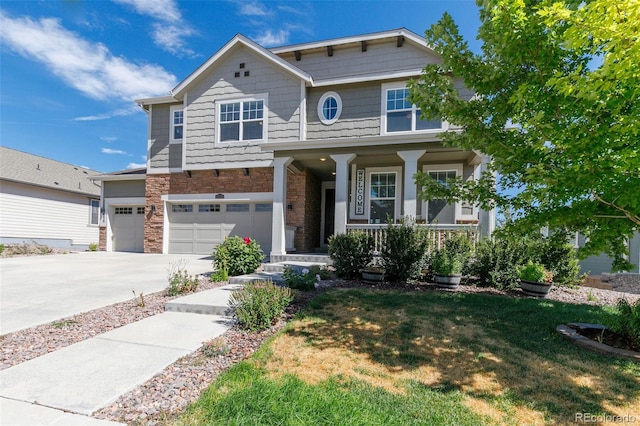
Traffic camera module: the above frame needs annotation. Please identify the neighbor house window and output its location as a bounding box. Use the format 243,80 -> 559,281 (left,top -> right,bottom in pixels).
218,98 -> 265,142
382,83 -> 441,134
317,92 -> 342,125
90,199 -> 99,225
170,106 -> 183,143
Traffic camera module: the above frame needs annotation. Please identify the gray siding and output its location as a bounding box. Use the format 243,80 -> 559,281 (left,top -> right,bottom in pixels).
280,41 -> 437,82
184,47 -> 300,167
103,180 -> 145,198
307,84 -> 380,139
149,103 -> 183,169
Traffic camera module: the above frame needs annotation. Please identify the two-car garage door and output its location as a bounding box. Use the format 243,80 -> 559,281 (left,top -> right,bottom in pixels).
168,202 -> 272,255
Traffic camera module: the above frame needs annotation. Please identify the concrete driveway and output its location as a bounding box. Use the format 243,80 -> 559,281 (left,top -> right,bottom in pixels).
0,252 -> 214,335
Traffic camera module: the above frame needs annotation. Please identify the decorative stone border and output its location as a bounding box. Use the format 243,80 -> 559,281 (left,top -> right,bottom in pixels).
556,323 -> 640,361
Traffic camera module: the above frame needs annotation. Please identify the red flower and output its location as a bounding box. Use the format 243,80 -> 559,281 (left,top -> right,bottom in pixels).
243,237 -> 251,245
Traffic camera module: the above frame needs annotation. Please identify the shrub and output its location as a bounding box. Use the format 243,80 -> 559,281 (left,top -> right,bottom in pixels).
430,249 -> 463,276
167,260 -> 200,296
282,265 -> 329,291
88,242 -> 98,252
0,244 -> 4,255
201,336 -> 230,357
213,236 -> 265,277
328,231 -> 374,279
210,267 -> 229,283
229,280 -> 292,331
380,221 -> 430,282
467,234 -> 532,289
518,260 -> 553,283
601,299 -> 640,348
536,232 -> 582,285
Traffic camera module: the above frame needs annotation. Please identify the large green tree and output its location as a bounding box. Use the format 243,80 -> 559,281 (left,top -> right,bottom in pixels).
410,0 -> 640,271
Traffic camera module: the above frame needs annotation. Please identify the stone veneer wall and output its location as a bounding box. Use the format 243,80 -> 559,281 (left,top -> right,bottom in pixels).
98,226 -> 106,251
286,170 -> 321,253
144,168 -> 274,253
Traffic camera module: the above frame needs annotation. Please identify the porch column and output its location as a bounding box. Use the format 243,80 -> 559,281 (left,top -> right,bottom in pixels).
270,156 -> 293,257
397,149 -> 426,220
479,155 -> 495,237
330,153 -> 356,235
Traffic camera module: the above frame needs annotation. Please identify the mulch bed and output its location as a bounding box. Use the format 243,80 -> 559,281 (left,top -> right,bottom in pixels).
570,325 -> 640,353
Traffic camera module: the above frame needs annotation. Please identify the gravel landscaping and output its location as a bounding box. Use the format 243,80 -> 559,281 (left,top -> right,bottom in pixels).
1,275 -> 638,425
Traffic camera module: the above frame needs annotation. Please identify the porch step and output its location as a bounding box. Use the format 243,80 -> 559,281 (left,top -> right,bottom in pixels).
270,254 -> 332,264
263,261 -> 328,273
228,272 -> 285,285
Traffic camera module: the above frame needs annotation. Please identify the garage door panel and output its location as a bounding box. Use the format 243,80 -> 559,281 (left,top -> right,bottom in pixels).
112,206 -> 144,252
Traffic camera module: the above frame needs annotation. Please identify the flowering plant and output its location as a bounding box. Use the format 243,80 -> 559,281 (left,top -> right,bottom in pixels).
212,236 -> 264,276
243,237 -> 251,245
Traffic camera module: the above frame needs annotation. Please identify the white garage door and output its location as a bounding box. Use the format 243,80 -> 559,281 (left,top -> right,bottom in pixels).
112,206 -> 145,252
168,202 -> 272,255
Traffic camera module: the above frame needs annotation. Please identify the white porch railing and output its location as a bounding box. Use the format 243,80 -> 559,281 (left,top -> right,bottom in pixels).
346,223 -> 480,254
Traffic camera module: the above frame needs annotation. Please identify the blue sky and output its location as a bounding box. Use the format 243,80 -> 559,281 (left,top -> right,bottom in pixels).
1,1 -> 481,173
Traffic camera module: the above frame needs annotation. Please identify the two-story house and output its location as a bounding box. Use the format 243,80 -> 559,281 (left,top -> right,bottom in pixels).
96,28 -> 495,258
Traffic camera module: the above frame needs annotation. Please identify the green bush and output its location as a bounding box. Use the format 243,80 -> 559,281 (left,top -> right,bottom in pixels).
88,242 -> 98,252
229,281 -> 293,331
167,260 -> 200,296
213,236 -> 265,277
518,260 -> 553,283
282,265 -> 329,291
0,244 -> 4,255
601,299 -> 640,348
467,234 -> 532,289
430,249 -> 463,276
380,221 -> 430,282
536,232 -> 582,285
328,231 -> 374,279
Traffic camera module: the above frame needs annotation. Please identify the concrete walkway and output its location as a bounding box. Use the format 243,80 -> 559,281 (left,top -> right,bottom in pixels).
0,284 -> 238,425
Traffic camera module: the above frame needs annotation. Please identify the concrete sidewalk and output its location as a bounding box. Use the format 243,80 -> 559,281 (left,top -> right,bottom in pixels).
0,284 -> 238,425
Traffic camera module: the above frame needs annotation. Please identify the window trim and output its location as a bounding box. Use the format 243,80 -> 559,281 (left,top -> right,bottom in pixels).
317,91 -> 342,125
380,81 -> 443,135
215,95 -> 268,144
89,199 -> 100,226
170,105 -> 184,144
421,164 -> 477,223
364,166 -> 402,224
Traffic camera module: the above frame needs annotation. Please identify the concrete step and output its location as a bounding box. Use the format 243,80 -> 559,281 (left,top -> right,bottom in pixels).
263,261 -> 328,273
228,272 -> 285,285
165,284 -> 242,315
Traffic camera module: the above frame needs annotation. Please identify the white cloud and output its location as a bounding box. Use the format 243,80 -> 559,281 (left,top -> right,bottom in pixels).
0,12 -> 177,101
75,114 -> 112,122
112,0 -> 181,21
101,136 -> 118,142
113,0 -> 196,57
102,148 -> 128,155
238,1 -> 271,17
254,29 -> 289,47
126,162 -> 146,169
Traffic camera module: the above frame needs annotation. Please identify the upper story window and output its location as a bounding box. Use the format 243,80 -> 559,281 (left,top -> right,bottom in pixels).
218,98 -> 265,142
382,83 -> 441,134
317,92 -> 342,125
170,106 -> 183,143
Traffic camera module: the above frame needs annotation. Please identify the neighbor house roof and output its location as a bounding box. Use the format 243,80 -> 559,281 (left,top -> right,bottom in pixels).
92,167 -> 147,181
0,147 -> 102,197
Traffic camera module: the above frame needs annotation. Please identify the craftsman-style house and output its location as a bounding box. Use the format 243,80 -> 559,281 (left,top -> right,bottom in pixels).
95,29 -> 494,257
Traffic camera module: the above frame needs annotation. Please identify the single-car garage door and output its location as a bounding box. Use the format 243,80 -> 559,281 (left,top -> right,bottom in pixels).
168,202 -> 272,255
112,206 -> 145,252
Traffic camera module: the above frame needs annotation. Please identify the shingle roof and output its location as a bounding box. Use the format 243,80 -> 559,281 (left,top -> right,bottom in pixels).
0,147 -> 102,197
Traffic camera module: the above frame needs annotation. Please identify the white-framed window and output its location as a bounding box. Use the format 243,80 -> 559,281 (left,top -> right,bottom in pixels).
199,204 -> 221,213
217,97 -> 266,143
90,199 -> 100,225
115,207 -> 133,215
422,164 -> 477,224
381,82 -> 441,134
170,105 -> 183,143
364,167 -> 403,224
226,203 -> 250,212
317,91 -> 342,125
171,204 -> 193,213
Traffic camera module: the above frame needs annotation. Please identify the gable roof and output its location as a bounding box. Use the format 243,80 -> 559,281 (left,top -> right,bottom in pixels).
92,167 -> 147,181
0,147 -> 102,197
171,34 -> 314,99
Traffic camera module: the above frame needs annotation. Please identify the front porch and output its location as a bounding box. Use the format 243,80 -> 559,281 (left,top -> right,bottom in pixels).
270,141 -> 494,258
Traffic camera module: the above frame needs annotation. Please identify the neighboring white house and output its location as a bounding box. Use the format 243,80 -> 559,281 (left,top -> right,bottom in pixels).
0,147 -> 102,250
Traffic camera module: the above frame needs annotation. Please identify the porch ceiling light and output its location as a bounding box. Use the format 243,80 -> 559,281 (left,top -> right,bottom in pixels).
320,157 -> 326,162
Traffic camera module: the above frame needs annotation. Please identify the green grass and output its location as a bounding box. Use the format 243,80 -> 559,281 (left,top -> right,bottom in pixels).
176,288 -> 640,425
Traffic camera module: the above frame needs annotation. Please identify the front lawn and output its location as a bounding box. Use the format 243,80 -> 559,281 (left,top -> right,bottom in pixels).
177,288 -> 640,425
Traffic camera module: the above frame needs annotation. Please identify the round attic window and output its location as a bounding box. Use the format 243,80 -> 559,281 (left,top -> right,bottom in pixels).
317,92 -> 342,125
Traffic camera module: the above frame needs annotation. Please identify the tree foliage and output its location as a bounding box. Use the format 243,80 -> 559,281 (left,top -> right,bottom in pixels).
410,0 -> 640,271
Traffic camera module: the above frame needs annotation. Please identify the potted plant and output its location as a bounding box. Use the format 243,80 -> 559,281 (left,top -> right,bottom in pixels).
430,248 -> 463,288
518,260 -> 554,298
361,265 -> 386,283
